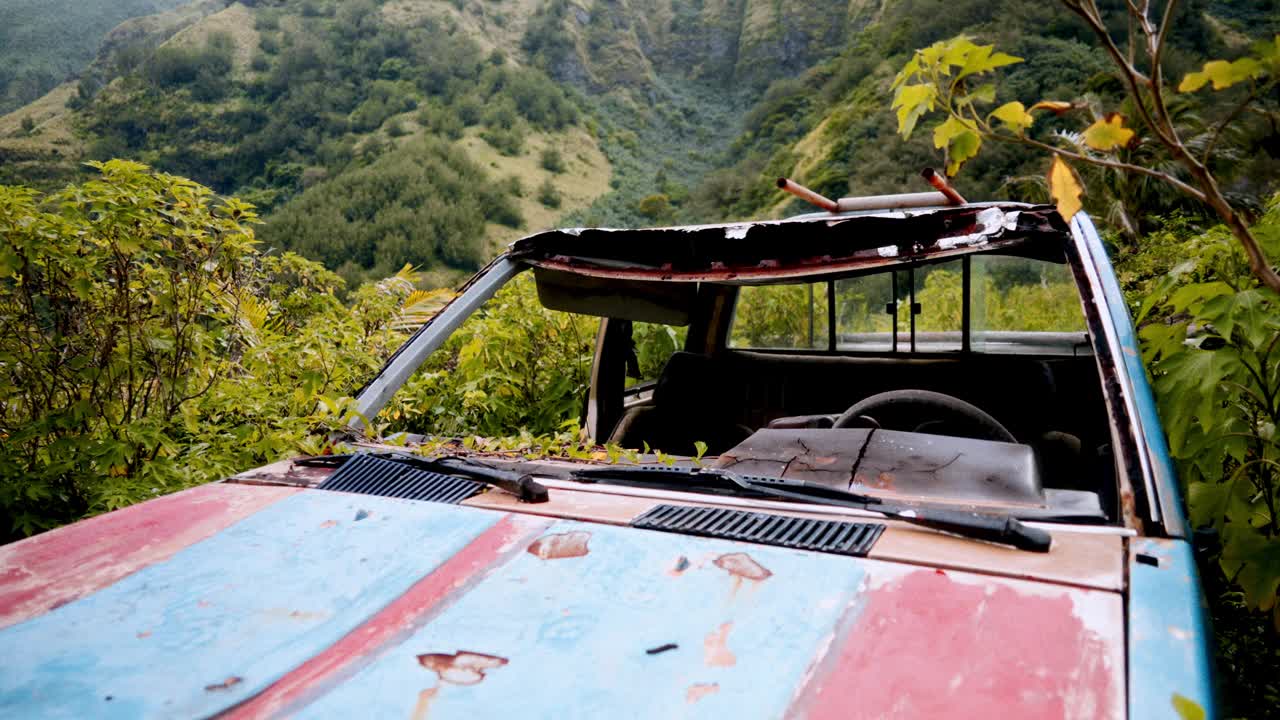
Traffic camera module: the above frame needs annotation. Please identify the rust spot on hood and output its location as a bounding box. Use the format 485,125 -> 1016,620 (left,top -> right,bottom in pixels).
416,651 -> 509,685
410,687 -> 438,720
686,683 -> 720,703
204,676 -> 242,692
526,531 -> 591,560
714,553 -> 772,581
703,622 -> 736,667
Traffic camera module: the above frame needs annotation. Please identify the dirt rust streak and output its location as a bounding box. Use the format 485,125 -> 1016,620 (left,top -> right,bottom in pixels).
416,651 -> 509,686
713,553 -> 772,581
204,676 -> 243,692
526,531 -> 591,560
686,683 -> 720,703
703,622 -> 736,667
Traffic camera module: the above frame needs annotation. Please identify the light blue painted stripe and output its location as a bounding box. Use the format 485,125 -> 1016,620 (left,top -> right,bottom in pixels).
1128,538 -> 1217,720
0,490 -> 503,719
293,521 -> 869,720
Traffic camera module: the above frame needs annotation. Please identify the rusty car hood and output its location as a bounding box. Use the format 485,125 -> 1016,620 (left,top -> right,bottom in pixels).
0,483 -> 1125,719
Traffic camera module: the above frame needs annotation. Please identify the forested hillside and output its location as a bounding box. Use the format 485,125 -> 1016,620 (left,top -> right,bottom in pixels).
0,0 -> 192,114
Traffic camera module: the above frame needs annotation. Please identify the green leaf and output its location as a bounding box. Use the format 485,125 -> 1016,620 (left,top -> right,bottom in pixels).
1188,481 -> 1232,530
947,130 -> 981,175
892,84 -> 937,139
1221,524 -> 1280,611
932,117 -> 981,174
957,83 -> 996,106
989,101 -> 1033,133
1199,289 -> 1274,347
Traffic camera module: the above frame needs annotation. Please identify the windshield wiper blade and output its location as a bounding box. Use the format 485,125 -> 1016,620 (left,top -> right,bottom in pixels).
571,465 -> 1051,552
299,451 -> 549,503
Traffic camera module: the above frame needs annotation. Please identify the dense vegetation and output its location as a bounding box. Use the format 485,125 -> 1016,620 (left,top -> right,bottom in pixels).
0,0 -> 189,114
66,0 -> 578,285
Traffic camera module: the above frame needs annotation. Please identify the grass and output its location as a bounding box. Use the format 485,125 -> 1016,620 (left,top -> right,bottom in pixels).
380,0 -> 542,57
454,125 -> 611,251
163,3 -> 261,75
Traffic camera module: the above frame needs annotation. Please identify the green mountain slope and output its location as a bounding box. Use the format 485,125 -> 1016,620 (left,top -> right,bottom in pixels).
1,0 -> 1276,286
0,0 -> 191,114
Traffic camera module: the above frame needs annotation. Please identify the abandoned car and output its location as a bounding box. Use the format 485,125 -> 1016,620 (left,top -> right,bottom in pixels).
0,182 -> 1214,719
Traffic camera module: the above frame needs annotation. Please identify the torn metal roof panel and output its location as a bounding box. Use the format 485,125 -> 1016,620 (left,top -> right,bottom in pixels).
509,204 -> 1067,282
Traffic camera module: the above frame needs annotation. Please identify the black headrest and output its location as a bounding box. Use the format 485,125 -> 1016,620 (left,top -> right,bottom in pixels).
653,352 -> 720,408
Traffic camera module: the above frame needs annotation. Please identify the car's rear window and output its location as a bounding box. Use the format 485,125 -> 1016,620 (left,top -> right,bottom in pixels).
728,254 -> 1089,355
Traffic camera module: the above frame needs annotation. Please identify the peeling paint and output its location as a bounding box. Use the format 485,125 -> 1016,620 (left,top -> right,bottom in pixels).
416,651 -> 509,685
797,569 -> 1120,718
526,531 -> 591,560
714,553 -> 772,582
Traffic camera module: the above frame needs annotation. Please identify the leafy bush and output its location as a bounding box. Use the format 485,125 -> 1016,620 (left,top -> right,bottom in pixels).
540,147 -> 565,173
261,139 -> 520,286
1135,196 -> 1280,626
537,179 -> 562,208
0,162 -> 469,541
384,274 -> 595,438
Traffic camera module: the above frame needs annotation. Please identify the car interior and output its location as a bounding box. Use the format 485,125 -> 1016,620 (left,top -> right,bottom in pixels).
565,248 -> 1118,522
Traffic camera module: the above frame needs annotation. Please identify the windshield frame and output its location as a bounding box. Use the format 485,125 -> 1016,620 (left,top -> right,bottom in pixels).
346,204 -> 1176,538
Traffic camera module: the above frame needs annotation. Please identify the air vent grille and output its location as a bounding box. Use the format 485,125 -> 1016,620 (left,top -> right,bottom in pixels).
631,504 -> 884,557
316,454 -> 483,504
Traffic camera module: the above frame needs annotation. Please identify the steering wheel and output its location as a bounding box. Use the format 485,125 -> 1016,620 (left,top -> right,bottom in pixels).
832,389 -> 1016,443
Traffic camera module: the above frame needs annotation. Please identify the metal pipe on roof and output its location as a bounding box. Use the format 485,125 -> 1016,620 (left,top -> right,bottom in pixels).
778,177 -> 954,213
776,178 -> 840,212
834,192 -> 951,212
921,167 -> 967,205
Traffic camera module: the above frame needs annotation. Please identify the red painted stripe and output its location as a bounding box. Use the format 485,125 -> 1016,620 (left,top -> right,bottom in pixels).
223,512 -> 552,719
792,569 -> 1121,720
0,483 -> 297,629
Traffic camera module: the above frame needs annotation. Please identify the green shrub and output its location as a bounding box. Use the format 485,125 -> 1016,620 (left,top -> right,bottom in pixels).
0,162 -> 396,540
540,146 -> 565,173
537,178 -> 561,208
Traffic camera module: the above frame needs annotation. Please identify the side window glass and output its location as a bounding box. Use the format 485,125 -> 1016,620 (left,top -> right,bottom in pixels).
970,256 -> 1087,354
907,260 -> 963,352
630,322 -> 687,386
728,283 -> 829,349
834,273 -> 895,351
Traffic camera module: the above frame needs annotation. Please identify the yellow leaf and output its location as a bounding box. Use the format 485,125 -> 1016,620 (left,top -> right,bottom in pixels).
892,83 -> 937,138
1030,100 -> 1074,114
1179,57 -> 1264,92
932,116 -> 981,175
1047,156 -> 1083,222
1171,694 -> 1205,720
932,115 -> 973,149
990,101 -> 1034,133
1082,113 -> 1135,151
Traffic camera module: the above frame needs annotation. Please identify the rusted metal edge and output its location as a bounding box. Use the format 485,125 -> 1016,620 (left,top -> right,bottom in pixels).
513,206 -> 1064,282
1062,228 -> 1149,534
